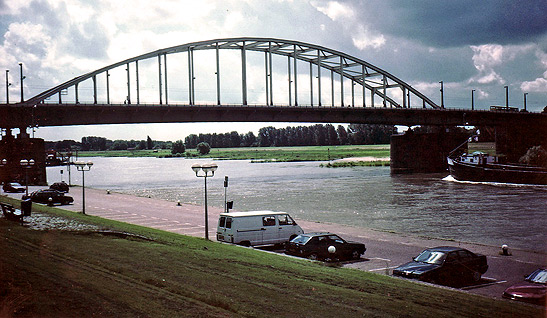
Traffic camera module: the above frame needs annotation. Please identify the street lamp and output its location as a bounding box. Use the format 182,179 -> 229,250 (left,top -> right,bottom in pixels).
75,161 -> 93,214
471,89 -> 475,110
20,159 -> 35,196
192,162 -> 218,240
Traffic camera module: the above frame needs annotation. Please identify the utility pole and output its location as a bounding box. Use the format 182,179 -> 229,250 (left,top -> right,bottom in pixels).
523,93 -> 528,111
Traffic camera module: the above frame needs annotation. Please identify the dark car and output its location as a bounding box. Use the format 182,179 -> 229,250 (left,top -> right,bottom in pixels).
22,189 -> 74,205
285,232 -> 366,261
503,268 -> 546,304
392,246 -> 488,286
50,181 -> 69,193
2,182 -> 25,193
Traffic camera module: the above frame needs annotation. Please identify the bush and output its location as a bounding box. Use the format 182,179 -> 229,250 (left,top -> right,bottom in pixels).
196,142 -> 211,155
171,140 -> 186,154
519,146 -> 547,167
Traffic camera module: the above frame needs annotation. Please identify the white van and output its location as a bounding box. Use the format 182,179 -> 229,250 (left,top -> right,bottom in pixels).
216,211 -> 304,246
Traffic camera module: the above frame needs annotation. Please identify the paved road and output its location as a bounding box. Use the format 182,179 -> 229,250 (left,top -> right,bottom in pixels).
7,186 -> 546,302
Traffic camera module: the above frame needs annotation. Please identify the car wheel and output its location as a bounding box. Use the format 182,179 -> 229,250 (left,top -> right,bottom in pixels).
351,250 -> 361,260
471,271 -> 481,282
308,253 -> 319,261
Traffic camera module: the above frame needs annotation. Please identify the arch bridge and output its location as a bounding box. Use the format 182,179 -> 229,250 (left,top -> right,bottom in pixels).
1,37 -> 545,168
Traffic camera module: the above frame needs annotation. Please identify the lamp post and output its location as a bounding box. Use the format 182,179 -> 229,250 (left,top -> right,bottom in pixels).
471,89 -> 475,110
19,63 -> 25,102
1,159 -> 6,184
504,85 -> 509,110
523,93 -> 528,111
439,81 -> 444,108
75,161 -> 93,214
191,163 -> 218,240
5,70 -> 11,104
20,159 -> 35,196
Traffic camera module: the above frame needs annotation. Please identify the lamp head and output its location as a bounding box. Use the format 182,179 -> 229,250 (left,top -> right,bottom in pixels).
191,164 -> 202,173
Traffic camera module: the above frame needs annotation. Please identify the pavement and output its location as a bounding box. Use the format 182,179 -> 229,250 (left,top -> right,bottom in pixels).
5,185 -> 547,302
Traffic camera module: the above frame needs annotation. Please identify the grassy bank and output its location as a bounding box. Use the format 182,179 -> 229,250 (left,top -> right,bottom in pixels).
76,145 -> 390,162
0,196 -> 540,317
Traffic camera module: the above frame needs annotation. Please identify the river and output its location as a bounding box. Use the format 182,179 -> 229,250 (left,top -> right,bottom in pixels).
47,157 -> 547,253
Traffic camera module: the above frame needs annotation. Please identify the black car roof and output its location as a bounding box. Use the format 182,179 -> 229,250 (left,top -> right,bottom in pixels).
299,232 -> 333,237
425,246 -> 467,252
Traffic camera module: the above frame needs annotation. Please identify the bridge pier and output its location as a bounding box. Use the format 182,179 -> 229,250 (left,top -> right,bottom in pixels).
0,128 -> 47,186
390,129 -> 468,174
494,122 -> 547,163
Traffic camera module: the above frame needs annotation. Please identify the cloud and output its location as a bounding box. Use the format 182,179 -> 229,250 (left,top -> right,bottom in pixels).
352,25 -> 385,50
312,0 -> 354,21
335,0 -> 547,48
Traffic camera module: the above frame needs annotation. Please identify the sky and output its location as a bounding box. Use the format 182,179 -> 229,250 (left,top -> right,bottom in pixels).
1,0 -> 546,142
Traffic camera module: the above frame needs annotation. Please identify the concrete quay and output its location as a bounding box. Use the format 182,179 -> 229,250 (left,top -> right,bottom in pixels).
6,186 -> 546,302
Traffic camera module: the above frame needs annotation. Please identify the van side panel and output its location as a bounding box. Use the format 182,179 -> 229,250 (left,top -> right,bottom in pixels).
216,212 -> 303,246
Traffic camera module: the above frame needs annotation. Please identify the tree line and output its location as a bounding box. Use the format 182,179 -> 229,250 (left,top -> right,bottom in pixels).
184,124 -> 396,149
45,124 -> 397,152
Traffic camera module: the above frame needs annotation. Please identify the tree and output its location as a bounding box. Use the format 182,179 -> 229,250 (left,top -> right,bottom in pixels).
196,142 -> 211,155
146,136 -> 154,150
171,140 -> 186,154
519,146 -> 547,168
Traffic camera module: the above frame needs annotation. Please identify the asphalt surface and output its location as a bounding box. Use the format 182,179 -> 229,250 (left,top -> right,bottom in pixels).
6,186 -> 547,303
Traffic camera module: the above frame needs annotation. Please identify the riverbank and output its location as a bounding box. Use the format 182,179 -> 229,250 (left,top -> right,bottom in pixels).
0,193 -> 543,317
75,144 -> 391,162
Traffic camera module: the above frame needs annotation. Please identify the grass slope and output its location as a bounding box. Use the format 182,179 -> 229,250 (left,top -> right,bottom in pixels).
0,197 -> 541,317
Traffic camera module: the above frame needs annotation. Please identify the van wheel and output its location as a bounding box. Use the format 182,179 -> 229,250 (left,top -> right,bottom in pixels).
240,241 -> 251,247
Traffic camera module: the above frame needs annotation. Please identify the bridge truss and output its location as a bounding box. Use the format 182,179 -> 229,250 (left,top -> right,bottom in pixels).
25,38 -> 440,109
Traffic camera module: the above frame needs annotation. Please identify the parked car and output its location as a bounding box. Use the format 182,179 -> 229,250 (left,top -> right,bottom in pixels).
392,246 -> 488,286
22,189 -> 74,205
285,232 -> 366,261
50,181 -> 69,193
2,182 -> 26,193
503,268 -> 546,304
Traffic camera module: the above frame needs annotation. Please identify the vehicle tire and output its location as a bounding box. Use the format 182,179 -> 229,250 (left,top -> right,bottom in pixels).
471,271 -> 481,282
308,253 -> 319,261
351,250 -> 361,260
240,241 -> 251,247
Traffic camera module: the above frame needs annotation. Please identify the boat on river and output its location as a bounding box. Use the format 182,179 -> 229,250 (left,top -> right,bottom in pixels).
447,151 -> 547,185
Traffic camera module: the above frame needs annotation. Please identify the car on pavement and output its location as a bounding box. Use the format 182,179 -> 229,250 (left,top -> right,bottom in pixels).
503,268 -> 546,304
22,189 -> 74,205
285,232 -> 366,261
50,181 -> 69,193
392,246 -> 488,286
2,182 -> 26,193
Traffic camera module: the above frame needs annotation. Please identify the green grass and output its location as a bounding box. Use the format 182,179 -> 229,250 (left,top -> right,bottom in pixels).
0,196 -> 541,317
77,145 -> 391,162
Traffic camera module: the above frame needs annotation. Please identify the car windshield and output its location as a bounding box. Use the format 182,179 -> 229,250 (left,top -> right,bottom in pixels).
413,250 -> 446,265
526,269 -> 547,284
291,235 -> 312,244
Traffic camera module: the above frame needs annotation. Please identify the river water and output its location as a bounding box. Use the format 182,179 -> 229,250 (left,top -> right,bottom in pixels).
47,157 -> 547,253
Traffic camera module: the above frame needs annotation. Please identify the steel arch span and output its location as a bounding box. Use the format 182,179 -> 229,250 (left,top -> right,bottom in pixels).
25,37 -> 439,109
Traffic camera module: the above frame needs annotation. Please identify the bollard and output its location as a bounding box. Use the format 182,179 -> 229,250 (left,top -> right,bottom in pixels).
176,200 -> 181,206
500,244 -> 511,256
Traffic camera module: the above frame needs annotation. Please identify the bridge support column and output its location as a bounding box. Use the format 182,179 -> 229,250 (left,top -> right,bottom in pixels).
494,123 -> 547,163
0,131 -> 47,186
390,129 -> 468,174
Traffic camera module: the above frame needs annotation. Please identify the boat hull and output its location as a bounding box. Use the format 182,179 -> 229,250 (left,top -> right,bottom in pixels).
447,158 -> 547,185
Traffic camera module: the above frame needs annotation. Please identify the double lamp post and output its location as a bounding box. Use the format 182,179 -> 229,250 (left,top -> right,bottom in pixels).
191,163 -> 218,240
75,161 -> 93,214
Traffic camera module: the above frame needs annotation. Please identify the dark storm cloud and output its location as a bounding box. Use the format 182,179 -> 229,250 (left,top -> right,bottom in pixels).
350,0 -> 547,47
